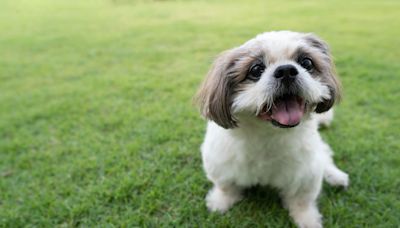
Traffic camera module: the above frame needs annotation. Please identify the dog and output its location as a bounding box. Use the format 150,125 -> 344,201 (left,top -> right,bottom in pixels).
195,31 -> 349,228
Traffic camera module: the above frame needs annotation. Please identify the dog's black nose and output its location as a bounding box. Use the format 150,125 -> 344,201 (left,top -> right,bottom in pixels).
274,65 -> 298,83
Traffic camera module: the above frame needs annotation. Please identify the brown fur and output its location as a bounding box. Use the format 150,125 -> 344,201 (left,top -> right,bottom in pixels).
303,34 -> 342,113
195,48 -> 260,128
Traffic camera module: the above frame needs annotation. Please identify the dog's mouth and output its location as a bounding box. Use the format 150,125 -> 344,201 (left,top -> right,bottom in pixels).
258,95 -> 305,128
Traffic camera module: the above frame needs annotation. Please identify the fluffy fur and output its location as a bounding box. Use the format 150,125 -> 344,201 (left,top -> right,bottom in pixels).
196,31 -> 349,228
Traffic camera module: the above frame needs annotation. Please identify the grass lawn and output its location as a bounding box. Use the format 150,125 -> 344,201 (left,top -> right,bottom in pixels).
1,0 -> 399,227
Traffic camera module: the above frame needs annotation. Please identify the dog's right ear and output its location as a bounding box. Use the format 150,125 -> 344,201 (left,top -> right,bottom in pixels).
195,49 -> 240,129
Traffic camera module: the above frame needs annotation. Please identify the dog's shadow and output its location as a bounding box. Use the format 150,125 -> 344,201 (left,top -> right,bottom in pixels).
234,185 -> 289,216
243,185 -> 282,205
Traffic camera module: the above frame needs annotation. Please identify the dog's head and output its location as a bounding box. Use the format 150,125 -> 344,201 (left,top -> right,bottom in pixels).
196,31 -> 341,129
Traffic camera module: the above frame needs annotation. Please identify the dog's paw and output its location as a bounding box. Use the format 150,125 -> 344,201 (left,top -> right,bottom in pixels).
316,109 -> 334,129
205,187 -> 242,213
297,221 -> 323,228
291,206 -> 323,228
324,167 -> 349,188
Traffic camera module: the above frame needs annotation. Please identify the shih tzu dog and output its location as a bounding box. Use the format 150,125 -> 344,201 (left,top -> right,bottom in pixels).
195,31 -> 349,228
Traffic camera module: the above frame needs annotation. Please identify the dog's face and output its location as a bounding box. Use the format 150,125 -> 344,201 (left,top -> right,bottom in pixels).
196,31 -> 341,129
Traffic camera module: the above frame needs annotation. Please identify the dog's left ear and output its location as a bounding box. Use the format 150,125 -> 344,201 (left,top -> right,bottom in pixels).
304,34 -> 342,113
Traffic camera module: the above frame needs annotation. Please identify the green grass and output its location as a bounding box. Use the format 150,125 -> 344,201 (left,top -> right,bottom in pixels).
1,0 -> 399,227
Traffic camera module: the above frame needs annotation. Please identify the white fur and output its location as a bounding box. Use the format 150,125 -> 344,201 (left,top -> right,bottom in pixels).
202,117 -> 348,227
200,31 -> 349,228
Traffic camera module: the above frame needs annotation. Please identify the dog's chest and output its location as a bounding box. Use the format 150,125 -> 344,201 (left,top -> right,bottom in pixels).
202,122 -> 320,188
232,133 -> 307,187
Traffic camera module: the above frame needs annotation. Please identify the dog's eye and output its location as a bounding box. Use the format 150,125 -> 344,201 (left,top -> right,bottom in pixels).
300,58 -> 313,71
248,64 -> 265,81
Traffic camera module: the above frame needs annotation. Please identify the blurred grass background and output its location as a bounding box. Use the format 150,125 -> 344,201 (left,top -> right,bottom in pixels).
0,0 -> 399,227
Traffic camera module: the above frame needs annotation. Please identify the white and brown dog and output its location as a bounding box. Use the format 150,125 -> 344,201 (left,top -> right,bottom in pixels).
196,31 -> 349,228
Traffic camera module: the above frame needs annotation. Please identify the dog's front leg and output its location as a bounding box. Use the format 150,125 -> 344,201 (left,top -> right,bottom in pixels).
205,183 -> 243,213
282,176 -> 323,228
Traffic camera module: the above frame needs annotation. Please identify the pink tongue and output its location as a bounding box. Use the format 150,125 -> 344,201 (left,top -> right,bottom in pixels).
271,97 -> 304,126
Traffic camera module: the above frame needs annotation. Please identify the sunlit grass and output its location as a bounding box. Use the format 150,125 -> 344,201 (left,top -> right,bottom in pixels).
0,0 -> 399,226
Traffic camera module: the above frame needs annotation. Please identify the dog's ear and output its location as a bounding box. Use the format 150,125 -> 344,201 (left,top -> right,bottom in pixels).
315,86 -> 339,113
195,49 -> 242,129
304,34 -> 342,113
